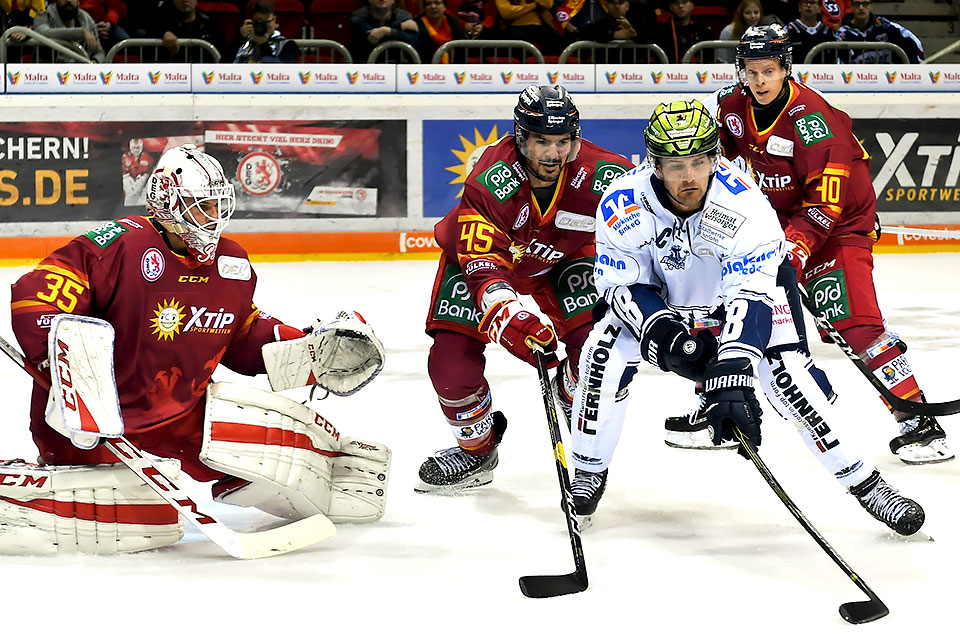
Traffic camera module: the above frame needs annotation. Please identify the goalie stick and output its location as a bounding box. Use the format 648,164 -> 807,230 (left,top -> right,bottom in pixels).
0,332 -> 336,559
735,428 -> 888,624
799,289 -> 960,417
518,346 -> 588,598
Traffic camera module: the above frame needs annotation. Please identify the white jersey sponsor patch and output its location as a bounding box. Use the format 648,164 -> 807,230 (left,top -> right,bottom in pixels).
218,255 -> 252,281
555,210 -> 596,232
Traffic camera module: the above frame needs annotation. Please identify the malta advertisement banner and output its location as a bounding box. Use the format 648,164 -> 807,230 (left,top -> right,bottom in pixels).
397,64 -> 595,93
192,64 -> 396,93
859,118 -> 960,218
421,118 -> 647,218
5,64 -> 191,93
0,120 -> 406,222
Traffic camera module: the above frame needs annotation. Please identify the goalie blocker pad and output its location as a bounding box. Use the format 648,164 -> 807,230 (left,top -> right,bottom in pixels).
262,310 -> 385,396
45,314 -> 124,450
200,382 -> 391,524
0,460 -> 183,555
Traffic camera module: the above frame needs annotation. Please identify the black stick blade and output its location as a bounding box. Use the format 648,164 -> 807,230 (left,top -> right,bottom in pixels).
519,572 -> 588,598
839,599 -> 889,624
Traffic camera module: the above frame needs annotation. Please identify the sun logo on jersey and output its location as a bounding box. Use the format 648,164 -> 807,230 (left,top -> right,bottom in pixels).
508,242 -> 526,263
445,125 -> 502,198
150,298 -> 185,341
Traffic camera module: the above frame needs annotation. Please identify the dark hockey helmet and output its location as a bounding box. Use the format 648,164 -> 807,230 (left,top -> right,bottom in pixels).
514,85 -> 582,164
644,100 -> 720,166
736,24 -> 793,78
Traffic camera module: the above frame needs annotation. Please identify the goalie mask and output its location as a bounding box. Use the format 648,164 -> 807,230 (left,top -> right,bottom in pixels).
146,145 -> 236,265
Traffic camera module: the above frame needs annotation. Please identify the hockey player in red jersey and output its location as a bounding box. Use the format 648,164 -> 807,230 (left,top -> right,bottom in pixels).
2,145 -> 390,554
121,137 -> 154,206
692,24 -> 950,464
416,85 -> 632,492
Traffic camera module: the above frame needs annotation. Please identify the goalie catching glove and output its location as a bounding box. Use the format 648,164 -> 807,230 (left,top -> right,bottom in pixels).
263,310 -> 385,396
201,381 -> 391,523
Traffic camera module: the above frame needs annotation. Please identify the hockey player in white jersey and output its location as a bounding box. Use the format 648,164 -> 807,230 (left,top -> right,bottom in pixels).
568,100 -> 925,536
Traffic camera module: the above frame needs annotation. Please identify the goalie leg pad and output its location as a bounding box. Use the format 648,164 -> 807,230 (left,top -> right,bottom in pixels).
0,460 -> 183,555
202,382 -> 390,524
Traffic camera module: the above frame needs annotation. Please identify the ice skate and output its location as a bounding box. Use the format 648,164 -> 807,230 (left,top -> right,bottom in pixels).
890,415 -> 953,465
415,412 -> 506,493
664,396 -> 737,450
850,470 -> 925,536
570,468 -> 607,528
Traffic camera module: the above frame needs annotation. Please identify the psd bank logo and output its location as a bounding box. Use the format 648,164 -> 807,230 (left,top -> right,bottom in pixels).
250,71 -> 263,84
604,71 -> 617,85
99,71 -> 112,85
201,71 -> 215,85
547,71 -> 559,84
650,71 -> 663,84
885,71 -> 897,84
148,71 -> 162,84
500,71 -> 513,84
929,71 -> 941,84
454,71 -> 466,84
796,71 -> 809,84
696,71 -> 708,84
407,71 -> 419,85
298,71 -> 310,85
7,71 -> 20,85
346,71 -> 359,85
57,71 -> 70,85
841,71 -> 853,84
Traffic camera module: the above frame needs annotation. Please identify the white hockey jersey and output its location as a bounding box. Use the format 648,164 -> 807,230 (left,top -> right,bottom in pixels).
594,158 -> 799,367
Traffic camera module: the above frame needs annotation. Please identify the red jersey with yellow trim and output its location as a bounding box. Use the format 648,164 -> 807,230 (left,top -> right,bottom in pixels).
716,79 -> 876,256
121,150 -> 154,178
10,215 -> 284,434
434,136 -> 632,303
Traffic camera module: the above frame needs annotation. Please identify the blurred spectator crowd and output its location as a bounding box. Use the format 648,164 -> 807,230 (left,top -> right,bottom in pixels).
0,0 -> 926,64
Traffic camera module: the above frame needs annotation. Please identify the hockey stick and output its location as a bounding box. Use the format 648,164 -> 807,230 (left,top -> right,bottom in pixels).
518,346 -> 588,598
799,288 -> 960,416
0,333 -> 336,559
734,428 -> 888,624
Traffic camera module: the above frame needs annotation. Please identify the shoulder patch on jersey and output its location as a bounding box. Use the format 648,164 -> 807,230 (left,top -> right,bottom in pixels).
700,205 -> 745,238
591,161 -> 629,195
766,135 -> 795,157
718,83 -> 738,99
217,255 -> 251,281
724,114 -> 744,138
794,112 -> 834,147
83,220 -> 129,249
555,210 -> 595,233
476,160 -> 522,203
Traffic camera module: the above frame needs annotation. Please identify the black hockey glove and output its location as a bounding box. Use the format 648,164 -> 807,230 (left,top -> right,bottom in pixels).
640,316 -> 718,382
701,358 -> 763,460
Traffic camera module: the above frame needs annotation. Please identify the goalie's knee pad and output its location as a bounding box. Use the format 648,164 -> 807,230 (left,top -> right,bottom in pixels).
0,460 -> 183,555
201,382 -> 391,524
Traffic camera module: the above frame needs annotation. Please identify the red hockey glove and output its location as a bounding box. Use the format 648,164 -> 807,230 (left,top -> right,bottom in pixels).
785,239 -> 809,274
479,299 -> 559,367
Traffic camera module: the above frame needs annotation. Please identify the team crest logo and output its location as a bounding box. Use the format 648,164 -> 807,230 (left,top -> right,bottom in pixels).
454,72 -> 466,84
99,71 -> 112,85
500,72 -> 513,84
141,248 -> 165,282
660,245 -> 689,271
724,114 -> 745,138
547,71 -> 559,84
346,71 -> 359,85
57,72 -> 70,85
841,72 -> 853,84
651,71 -> 663,84
237,151 -> 282,196
7,71 -> 20,85
298,71 -> 310,85
407,72 -> 419,84
605,71 -> 617,84
148,71 -> 161,85
796,71 -> 809,84
150,298 -> 185,341
250,71 -> 264,84
513,204 -> 530,230
885,71 -> 897,84
929,71 -> 941,84
696,71 -> 708,84
201,71 -> 215,85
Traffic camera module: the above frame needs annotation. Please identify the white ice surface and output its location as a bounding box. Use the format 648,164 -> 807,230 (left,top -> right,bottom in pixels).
0,254 -> 958,637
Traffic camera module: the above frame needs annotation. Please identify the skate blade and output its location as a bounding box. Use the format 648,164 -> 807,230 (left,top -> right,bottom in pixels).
575,514 -> 593,530
897,438 -> 955,465
413,471 -> 494,494
664,439 -> 738,451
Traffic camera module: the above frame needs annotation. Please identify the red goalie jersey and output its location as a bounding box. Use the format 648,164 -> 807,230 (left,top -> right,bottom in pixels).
10,216 -> 285,470
716,79 -> 878,256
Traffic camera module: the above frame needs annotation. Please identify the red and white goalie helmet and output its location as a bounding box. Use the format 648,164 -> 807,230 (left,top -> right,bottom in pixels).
145,144 -> 236,264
